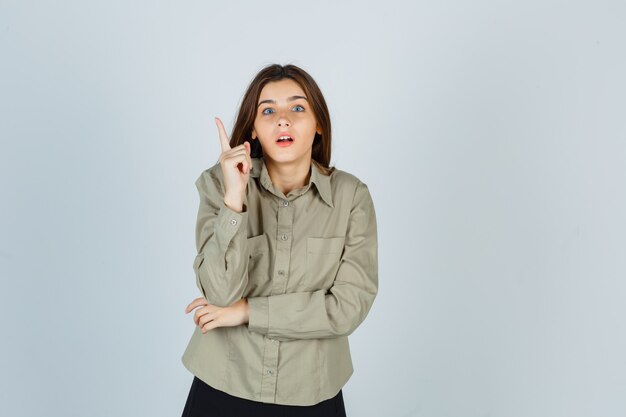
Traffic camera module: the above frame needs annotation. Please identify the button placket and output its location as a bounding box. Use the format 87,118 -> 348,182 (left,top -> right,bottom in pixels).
273,199 -> 293,295
260,342 -> 279,402
259,197 -> 294,403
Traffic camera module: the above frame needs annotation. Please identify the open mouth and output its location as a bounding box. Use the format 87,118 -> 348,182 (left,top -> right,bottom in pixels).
276,135 -> 294,143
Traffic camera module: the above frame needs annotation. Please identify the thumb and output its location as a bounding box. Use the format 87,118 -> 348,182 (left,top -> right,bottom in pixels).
244,141 -> 252,173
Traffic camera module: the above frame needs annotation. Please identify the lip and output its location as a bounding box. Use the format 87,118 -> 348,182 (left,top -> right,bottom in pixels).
275,131 -> 295,142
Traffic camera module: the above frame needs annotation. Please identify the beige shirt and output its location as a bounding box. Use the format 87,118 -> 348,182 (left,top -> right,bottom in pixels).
181,156 -> 378,406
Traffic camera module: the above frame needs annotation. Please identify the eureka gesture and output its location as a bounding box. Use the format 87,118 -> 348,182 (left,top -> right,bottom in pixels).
215,117 -> 252,213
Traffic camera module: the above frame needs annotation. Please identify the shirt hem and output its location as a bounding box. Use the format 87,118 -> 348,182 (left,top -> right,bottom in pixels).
181,354 -> 353,407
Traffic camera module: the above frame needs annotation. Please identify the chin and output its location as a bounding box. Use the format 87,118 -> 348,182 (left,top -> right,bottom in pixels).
264,148 -> 312,164
266,154 -> 299,164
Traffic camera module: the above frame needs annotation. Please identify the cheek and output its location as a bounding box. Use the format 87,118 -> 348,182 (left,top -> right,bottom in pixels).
305,119 -> 320,136
303,114 -> 319,129
253,119 -> 271,137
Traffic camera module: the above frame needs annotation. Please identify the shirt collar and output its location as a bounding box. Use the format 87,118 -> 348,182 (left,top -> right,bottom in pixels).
250,157 -> 334,208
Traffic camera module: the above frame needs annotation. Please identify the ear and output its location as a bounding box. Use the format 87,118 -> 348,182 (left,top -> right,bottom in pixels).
251,129 -> 257,140
316,124 -> 322,135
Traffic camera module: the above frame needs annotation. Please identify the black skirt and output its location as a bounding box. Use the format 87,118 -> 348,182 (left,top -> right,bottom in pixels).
182,376 -> 347,417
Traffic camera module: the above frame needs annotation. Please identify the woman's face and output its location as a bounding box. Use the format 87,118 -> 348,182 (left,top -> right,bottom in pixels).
252,79 -> 322,166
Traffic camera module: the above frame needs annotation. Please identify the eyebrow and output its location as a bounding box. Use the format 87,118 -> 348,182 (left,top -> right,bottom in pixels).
257,95 -> 308,108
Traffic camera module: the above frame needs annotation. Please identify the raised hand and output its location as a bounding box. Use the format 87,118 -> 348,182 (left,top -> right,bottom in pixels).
215,117 -> 251,212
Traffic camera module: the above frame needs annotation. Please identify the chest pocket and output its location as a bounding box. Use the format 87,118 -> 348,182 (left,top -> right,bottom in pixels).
304,236 -> 346,291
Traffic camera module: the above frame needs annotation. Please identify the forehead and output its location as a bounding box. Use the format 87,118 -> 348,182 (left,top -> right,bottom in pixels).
258,79 -> 305,100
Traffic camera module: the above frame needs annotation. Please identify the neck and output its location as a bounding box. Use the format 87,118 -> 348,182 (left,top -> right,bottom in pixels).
265,157 -> 312,196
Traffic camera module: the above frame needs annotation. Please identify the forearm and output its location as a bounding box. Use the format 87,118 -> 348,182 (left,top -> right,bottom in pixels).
195,200 -> 251,307
247,264 -> 378,341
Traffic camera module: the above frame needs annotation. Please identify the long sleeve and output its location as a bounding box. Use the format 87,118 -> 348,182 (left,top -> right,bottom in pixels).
247,181 -> 378,340
193,168 -> 251,308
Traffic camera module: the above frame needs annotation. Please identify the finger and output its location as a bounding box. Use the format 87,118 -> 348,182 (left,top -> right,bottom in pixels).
222,147 -> 249,158
202,317 -> 221,333
241,142 -> 251,174
220,145 -> 248,163
244,142 -> 252,173
222,152 -> 250,174
223,142 -> 246,151
194,306 -> 217,325
185,297 -> 209,313
193,308 -> 203,325
220,148 -> 250,164
185,297 -> 207,313
198,310 -> 216,326
195,310 -> 211,326
215,117 -> 231,152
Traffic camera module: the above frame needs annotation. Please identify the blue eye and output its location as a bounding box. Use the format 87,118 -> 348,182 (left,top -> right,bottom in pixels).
261,105 -> 305,115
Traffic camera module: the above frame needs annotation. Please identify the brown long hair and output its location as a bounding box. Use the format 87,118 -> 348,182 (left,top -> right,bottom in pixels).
227,64 -> 335,175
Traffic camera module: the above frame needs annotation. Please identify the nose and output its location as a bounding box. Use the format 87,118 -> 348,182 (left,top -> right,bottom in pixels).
277,110 -> 291,127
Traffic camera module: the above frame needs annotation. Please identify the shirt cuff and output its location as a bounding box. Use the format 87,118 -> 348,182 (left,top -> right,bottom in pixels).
247,296 -> 269,334
214,199 -> 248,241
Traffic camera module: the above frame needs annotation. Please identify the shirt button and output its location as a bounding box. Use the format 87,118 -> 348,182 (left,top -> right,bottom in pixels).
267,369 -> 273,375
280,234 -> 288,241
278,270 -> 285,276
230,219 -> 237,225
282,200 -> 289,206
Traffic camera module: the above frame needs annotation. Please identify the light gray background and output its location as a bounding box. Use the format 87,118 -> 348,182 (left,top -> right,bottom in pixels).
1,1 -> 625,416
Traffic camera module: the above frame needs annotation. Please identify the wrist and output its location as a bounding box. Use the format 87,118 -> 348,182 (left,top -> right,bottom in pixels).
224,195 -> 243,212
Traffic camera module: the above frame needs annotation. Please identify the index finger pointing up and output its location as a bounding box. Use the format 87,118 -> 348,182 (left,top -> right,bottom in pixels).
215,117 -> 231,152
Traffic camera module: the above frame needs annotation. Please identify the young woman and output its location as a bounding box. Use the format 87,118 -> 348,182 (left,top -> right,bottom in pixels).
180,64 -> 378,417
